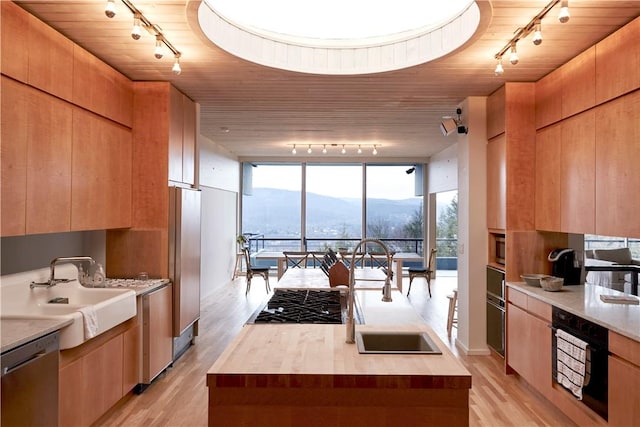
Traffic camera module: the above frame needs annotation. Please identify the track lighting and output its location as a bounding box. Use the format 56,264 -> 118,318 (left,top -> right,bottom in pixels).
492,0 -> 571,75
104,0 -> 116,18
307,145 -> 312,154
322,145 -> 327,154
494,57 -> 504,76
104,1 -> 183,74
558,1 -> 570,23
287,143 -> 381,155
372,145 -> 378,155
172,54 -> 182,75
131,13 -> 142,40
357,145 -> 362,154
509,43 -> 519,65
292,145 -> 297,155
341,145 -> 346,154
154,35 -> 164,59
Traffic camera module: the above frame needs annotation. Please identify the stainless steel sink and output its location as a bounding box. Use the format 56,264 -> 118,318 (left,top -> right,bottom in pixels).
355,331 -> 442,354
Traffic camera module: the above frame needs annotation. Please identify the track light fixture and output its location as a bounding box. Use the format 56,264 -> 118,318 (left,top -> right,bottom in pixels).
492,0 -> 570,75
104,0 -> 116,18
286,143 -> 381,155
105,0 -> 183,74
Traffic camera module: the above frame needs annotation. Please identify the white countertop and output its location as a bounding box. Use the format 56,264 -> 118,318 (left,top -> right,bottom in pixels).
507,282 -> 640,342
1,318 -> 72,353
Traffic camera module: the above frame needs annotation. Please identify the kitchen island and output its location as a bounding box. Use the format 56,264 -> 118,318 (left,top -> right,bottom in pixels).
207,290 -> 471,426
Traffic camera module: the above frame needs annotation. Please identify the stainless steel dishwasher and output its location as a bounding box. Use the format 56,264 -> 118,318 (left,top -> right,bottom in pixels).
1,331 -> 60,427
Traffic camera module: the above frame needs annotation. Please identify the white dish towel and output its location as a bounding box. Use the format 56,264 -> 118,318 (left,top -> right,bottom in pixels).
79,306 -> 99,339
556,328 -> 591,400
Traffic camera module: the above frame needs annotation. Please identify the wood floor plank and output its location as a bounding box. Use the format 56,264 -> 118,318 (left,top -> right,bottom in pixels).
95,273 -> 576,427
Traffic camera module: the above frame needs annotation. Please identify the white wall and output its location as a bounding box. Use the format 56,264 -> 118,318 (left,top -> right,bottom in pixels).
427,144 -> 458,194
456,96 -> 490,356
198,134 -> 240,299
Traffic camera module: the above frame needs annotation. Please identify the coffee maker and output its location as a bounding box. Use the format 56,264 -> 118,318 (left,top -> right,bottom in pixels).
548,248 -> 582,285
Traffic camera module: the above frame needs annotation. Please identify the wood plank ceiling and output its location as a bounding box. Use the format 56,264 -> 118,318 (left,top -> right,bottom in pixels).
14,1 -> 640,160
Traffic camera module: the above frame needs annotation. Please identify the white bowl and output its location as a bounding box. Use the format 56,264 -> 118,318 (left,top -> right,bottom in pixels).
521,274 -> 551,287
540,276 -> 564,292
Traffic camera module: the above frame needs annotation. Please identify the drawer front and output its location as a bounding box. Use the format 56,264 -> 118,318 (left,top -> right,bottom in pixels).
507,287 -> 527,309
527,296 -> 551,321
609,331 -> 640,367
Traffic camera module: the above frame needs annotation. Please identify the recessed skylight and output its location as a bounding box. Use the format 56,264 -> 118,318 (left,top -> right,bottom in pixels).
198,0 -> 481,74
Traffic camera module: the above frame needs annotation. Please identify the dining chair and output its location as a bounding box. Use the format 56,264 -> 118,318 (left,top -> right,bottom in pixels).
368,251 -> 395,279
447,289 -> 458,337
407,248 -> 437,297
283,251 -> 309,270
242,248 -> 271,295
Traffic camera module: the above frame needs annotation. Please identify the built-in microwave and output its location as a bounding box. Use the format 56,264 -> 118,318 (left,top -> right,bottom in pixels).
495,236 -> 506,265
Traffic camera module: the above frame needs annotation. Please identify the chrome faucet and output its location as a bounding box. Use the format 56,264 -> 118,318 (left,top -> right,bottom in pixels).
30,256 -> 96,289
346,238 -> 393,343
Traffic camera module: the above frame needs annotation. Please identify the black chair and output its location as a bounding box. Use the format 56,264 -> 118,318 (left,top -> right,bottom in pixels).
407,248 -> 437,297
242,248 -> 270,295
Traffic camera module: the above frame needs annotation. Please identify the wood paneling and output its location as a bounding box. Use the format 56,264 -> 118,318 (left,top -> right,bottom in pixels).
25,86 -> 72,234
169,85 -> 184,183
182,96 -> 196,185
486,86 -> 505,139
609,356 -> 640,427
561,111 -> 595,234
1,77 -> 28,236
106,229 -> 168,279
535,69 -> 562,129
486,134 -> 506,230
594,91 -> 640,238
27,12 -> 73,101
535,124 -> 562,232
596,16 -> 640,105
71,108 -> 132,231
1,2 -> 29,81
505,230 -> 568,281
562,47 -> 596,119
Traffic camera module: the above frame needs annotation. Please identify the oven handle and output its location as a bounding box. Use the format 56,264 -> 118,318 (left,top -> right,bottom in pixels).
547,324 -> 605,353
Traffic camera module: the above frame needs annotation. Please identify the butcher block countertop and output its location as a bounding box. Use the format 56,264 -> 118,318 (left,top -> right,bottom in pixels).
207,290 -> 471,426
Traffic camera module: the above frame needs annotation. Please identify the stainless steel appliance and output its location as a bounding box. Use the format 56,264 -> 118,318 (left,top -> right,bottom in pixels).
1,332 -> 59,426
486,265 -> 505,356
552,307 -> 608,420
548,248 -> 581,285
169,186 -> 202,361
495,235 -> 506,265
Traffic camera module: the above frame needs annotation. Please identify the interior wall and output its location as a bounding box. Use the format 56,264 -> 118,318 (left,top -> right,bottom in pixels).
427,144 -> 458,194
456,96 -> 490,356
199,134 -> 240,193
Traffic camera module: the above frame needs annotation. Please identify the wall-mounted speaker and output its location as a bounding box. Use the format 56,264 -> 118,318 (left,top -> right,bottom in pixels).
440,118 -> 457,136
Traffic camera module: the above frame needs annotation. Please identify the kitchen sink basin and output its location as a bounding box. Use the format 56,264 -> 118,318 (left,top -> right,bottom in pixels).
1,265 -> 137,350
355,331 -> 442,354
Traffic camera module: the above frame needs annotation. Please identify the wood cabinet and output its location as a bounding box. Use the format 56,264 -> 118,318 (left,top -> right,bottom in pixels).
1,2 -> 28,81
535,68 -> 562,129
561,47 -> 596,119
506,287 -> 552,397
59,319 -> 138,427
143,284 -> 174,383
534,124 -> 561,232
487,134 -> 506,231
594,90 -> 640,238
71,108 -> 132,231
169,86 -> 196,185
608,331 -> 640,427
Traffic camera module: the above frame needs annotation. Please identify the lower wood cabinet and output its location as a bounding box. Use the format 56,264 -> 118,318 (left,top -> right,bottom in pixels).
59,318 -> 138,426
506,288 -> 552,397
608,332 -> 640,427
143,284 -> 173,384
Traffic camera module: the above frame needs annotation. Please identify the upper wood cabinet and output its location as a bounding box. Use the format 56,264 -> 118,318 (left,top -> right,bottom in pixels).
561,47 -> 596,119
1,2 -> 28,81
487,134 -> 506,231
535,67 -> 562,129
71,108 -> 132,231
594,91 -> 640,238
596,16 -> 640,105
169,86 -> 196,185
535,124 -> 562,232
486,86 -> 506,139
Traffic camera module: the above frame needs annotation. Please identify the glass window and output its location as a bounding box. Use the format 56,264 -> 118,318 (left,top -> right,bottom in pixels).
241,163 -> 301,251
366,165 -> 423,254
306,164 -> 362,251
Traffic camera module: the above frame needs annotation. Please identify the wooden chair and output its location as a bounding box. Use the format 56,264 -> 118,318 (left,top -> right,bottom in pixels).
242,248 -> 270,295
407,248 -> 437,297
447,289 -> 458,337
308,251 -> 326,268
338,249 -> 366,269
283,251 -> 309,270
368,251 -> 394,279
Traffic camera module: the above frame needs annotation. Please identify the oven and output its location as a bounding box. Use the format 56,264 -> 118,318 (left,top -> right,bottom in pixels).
486,266 -> 505,356
551,306 -> 608,421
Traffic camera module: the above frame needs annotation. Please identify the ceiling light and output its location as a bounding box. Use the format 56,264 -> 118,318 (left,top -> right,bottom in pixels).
357,145 -> 362,154
104,0 -> 116,18
532,20 -> 542,45
558,0 -> 570,23
292,145 -> 297,155
131,13 -> 142,40
494,57 -> 504,76
341,145 -> 346,154
322,145 -> 327,154
307,145 -> 312,154
154,35 -> 164,59
372,145 -> 378,155
509,42 -> 519,65
172,54 -> 182,75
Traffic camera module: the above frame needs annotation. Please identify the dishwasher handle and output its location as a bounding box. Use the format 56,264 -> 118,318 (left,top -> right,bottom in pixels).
1,332 -> 59,377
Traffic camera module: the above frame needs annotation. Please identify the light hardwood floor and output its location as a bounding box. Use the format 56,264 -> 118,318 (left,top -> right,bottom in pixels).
96,272 -> 576,427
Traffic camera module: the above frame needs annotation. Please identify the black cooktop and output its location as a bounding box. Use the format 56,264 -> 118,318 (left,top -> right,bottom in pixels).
251,289 -> 345,324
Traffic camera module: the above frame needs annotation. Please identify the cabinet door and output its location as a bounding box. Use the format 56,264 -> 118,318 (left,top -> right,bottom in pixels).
595,91 -> 640,238
1,77 -> 28,236
168,86 -> 184,183
609,356 -> 640,427
535,124 -> 561,231
82,335 -> 123,425
1,2 -> 29,81
145,285 -> 174,382
26,87 -> 72,234
487,134 -> 506,230
182,96 -> 196,185
71,108 -> 132,231
59,357 -> 83,427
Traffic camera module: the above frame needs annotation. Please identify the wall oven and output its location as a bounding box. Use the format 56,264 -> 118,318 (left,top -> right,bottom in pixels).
551,306 -> 608,421
494,236 -> 506,265
486,266 -> 505,356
